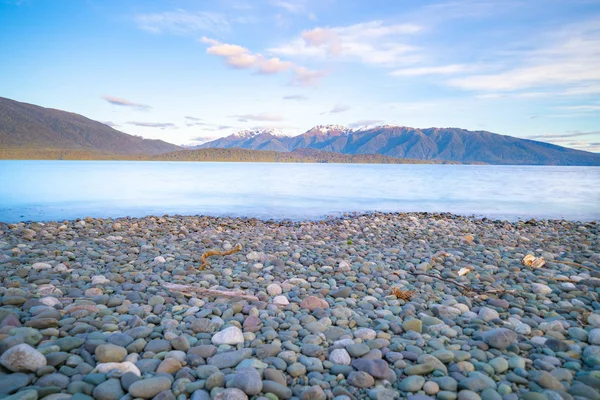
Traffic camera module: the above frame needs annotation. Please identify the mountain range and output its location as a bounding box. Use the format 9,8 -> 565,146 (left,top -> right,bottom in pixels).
199,125 -> 600,166
1,96 -> 599,165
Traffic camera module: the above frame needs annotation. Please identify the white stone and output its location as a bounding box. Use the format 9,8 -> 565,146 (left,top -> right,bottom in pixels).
154,256 -> 166,263
338,261 -> 351,271
531,283 -> 552,295
54,264 -> 68,272
37,284 -> 62,296
514,323 -> 532,335
212,326 -> 245,345
32,262 -> 51,270
589,328 -> 600,345
246,251 -> 260,261
267,284 -> 282,296
354,328 -> 376,340
39,296 -> 61,307
334,338 -> 355,347
0,344 -> 47,372
478,307 -> 500,322
93,361 -> 141,376
587,314 -> 600,328
539,320 -> 565,333
91,275 -> 110,285
273,295 -> 289,306
454,304 -> 470,313
329,349 -> 351,365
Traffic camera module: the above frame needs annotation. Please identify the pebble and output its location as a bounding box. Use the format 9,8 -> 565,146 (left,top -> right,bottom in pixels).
211,326 -> 244,345
0,344 -> 46,372
128,376 -> 172,398
0,213 -> 597,400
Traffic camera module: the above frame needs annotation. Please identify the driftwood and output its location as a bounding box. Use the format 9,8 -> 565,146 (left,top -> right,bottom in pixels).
522,254 -> 546,269
394,270 -> 513,295
549,260 -> 597,272
391,287 -> 415,300
163,282 -> 259,302
199,243 -> 243,270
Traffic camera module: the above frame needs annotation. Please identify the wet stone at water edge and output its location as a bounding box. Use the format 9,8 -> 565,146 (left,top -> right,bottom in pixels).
0,212 -> 598,399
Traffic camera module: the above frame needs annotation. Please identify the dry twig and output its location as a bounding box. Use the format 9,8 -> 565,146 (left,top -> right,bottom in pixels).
199,243 -> 243,270
549,260 -> 597,272
163,282 -> 259,301
394,270 -> 511,295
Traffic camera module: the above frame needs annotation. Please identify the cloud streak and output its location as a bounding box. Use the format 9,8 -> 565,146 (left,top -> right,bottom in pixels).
135,10 -> 230,34
231,113 -> 284,122
283,94 -> 308,101
324,105 -> 351,114
348,119 -> 386,128
527,131 -> 600,140
102,96 -> 151,111
127,121 -> 176,129
392,64 -> 469,76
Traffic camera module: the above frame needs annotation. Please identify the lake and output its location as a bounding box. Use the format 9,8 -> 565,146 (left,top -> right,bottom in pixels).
0,160 -> 598,222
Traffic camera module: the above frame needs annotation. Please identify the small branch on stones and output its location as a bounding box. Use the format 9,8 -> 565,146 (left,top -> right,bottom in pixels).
199,243 -> 243,270
394,270 -> 513,296
549,260 -> 597,272
162,282 -> 259,302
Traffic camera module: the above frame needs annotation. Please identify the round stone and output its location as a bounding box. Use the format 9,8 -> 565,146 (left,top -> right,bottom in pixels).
424,381 -> 440,395
211,326 -> 244,346
231,368 -> 262,395
95,344 -> 127,363
129,376 -> 172,398
329,349 -> 351,365
0,344 -> 47,372
266,284 -> 282,296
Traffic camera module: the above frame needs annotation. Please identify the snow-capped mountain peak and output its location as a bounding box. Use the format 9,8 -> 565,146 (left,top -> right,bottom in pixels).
230,128 -> 288,139
309,125 -> 353,135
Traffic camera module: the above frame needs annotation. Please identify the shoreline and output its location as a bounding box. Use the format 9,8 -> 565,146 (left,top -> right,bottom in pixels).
2,210 -> 599,226
0,212 -> 599,399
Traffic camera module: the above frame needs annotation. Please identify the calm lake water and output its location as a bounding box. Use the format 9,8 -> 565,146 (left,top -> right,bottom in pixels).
0,160 -> 599,222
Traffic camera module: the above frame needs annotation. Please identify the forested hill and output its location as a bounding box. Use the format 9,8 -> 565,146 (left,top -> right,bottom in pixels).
0,147 -> 459,164
0,97 -> 180,155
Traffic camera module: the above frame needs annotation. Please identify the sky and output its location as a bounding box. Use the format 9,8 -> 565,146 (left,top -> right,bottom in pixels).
1,0 -> 599,152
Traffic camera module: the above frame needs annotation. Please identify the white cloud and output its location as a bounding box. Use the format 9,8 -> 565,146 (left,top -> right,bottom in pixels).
232,113 -> 285,121
271,0 -> 306,13
205,42 -> 248,57
447,18 -> 600,94
135,10 -> 230,34
269,20 -> 423,67
258,57 -> 293,74
291,67 -> 328,86
391,64 -> 469,76
201,37 -> 324,84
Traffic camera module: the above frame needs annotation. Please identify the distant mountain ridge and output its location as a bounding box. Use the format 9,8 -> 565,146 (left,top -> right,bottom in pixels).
0,97 -> 181,154
201,125 -> 600,166
1,96 -> 598,165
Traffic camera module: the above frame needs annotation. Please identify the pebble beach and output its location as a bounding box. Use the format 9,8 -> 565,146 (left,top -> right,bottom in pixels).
0,212 -> 599,400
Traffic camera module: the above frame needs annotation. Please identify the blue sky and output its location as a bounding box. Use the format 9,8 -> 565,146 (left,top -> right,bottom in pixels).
1,0 -> 599,151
